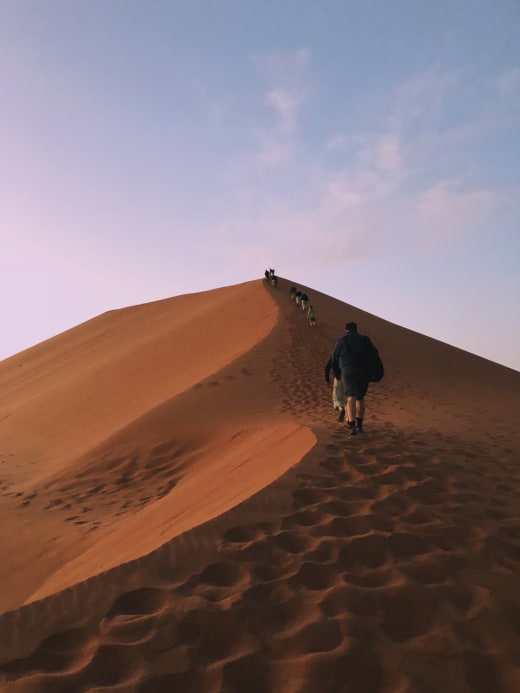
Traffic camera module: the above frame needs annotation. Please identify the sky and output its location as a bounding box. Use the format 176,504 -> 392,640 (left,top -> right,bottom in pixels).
1,0 -> 519,371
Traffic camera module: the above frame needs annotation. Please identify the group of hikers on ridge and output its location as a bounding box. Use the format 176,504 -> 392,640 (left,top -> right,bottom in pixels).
262,270 -> 383,435
264,268 -> 278,286
325,321 -> 384,435
289,286 -> 316,326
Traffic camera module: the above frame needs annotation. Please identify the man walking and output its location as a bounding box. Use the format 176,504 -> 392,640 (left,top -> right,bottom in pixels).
330,322 -> 377,435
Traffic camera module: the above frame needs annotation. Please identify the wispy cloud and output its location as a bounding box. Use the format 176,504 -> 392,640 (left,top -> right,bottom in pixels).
254,135 -> 290,167
390,66 -> 459,130
265,88 -> 306,133
412,180 -> 496,242
326,133 -> 351,151
217,63 -> 505,275
359,132 -> 403,173
321,167 -> 396,213
497,66 -> 520,98
318,127 -> 406,229
251,48 -> 310,167
253,47 -> 310,87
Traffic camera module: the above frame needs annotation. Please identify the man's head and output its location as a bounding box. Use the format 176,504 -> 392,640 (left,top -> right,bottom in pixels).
345,321 -> 357,332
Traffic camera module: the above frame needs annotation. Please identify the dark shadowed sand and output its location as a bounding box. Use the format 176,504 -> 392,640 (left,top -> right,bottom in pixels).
0,277 -> 519,692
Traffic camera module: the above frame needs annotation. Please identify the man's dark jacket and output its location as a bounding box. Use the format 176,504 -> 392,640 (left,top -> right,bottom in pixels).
331,331 -> 375,375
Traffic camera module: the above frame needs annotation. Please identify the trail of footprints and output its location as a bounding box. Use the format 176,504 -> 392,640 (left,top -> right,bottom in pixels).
5,440 -> 190,534
275,310 -> 331,425
4,365 -> 260,530
2,431 -> 517,692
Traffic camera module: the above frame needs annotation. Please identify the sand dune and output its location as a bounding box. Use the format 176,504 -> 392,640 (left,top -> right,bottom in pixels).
0,277 -> 519,692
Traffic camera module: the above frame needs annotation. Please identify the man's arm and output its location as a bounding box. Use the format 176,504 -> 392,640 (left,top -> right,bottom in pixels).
325,358 -> 332,383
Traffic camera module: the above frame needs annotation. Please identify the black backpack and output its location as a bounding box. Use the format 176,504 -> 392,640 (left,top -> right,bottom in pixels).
364,340 -> 384,382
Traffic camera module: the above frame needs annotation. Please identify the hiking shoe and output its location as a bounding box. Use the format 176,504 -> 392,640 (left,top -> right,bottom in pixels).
356,426 -> 363,433
347,425 -> 357,436
337,409 -> 345,422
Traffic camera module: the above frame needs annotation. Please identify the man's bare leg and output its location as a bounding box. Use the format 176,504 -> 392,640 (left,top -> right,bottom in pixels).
356,398 -> 365,432
346,396 -> 357,426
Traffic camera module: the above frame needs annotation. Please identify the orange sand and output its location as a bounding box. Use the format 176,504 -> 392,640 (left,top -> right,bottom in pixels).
0,277 -> 519,692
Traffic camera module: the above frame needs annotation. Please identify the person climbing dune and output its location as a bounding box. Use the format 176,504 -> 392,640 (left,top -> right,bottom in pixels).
330,322 -> 380,435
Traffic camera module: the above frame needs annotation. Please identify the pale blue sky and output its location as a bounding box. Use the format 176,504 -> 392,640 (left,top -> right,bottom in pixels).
1,1 -> 519,370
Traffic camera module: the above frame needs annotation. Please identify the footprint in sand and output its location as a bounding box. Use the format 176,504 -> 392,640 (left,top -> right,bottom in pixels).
292,486 -> 331,507
107,588 -> 171,619
222,523 -> 275,545
269,531 -> 316,555
0,627 -> 96,678
281,508 -> 329,530
378,584 -> 438,641
197,561 -> 248,588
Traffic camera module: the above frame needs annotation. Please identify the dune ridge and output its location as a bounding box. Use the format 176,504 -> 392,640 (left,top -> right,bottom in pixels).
1,277 -> 519,692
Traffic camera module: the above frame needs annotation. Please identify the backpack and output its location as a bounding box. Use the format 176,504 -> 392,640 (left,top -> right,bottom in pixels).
364,340 -> 384,383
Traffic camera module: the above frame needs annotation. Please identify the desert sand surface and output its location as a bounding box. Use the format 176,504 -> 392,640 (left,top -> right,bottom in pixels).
0,276 -> 519,692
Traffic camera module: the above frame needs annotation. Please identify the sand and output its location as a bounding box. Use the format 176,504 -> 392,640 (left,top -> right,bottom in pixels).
0,277 -> 519,692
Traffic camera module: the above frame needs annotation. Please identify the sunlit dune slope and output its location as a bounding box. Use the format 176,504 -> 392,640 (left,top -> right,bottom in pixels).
0,280 -> 315,610
0,281 -> 278,483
